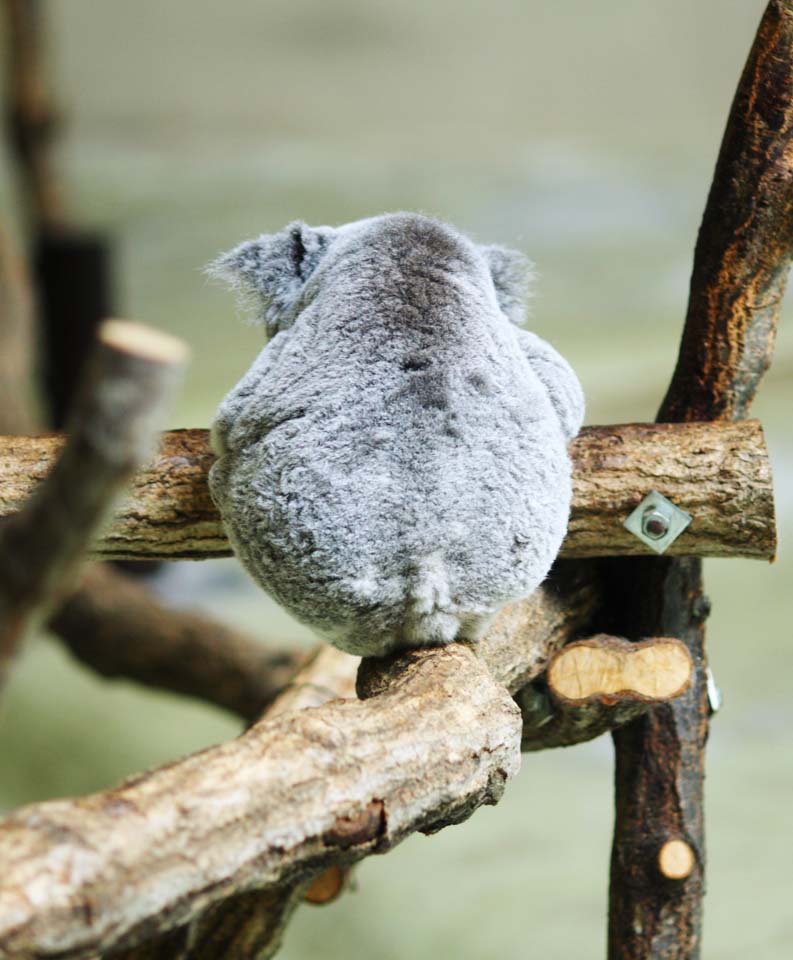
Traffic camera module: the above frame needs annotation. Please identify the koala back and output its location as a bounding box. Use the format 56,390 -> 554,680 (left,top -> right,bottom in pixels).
209,213 -> 582,657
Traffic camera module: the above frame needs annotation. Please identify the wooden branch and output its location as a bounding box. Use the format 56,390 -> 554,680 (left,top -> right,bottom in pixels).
3,2 -> 119,430
0,560 -> 602,960
1,0 -> 65,229
1,220 -> 280,726
0,644 -> 522,959
659,0 -> 793,423
132,602 -> 675,960
0,320 -> 187,689
608,5 -> 793,956
569,420 -> 774,559
48,564 -> 307,724
132,564 -> 597,960
110,646 -> 359,960
519,635 -> 693,751
605,557 -> 710,959
0,420 -> 775,561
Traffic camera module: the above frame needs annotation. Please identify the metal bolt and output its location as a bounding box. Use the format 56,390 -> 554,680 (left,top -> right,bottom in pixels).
623,490 -> 693,555
642,507 -> 670,540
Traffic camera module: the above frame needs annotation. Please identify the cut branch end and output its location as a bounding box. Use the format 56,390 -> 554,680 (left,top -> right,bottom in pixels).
548,636 -> 693,705
303,867 -> 348,905
658,839 -> 696,881
99,319 -> 190,366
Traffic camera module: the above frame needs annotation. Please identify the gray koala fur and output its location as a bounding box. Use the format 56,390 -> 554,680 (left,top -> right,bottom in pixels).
208,213 -> 584,657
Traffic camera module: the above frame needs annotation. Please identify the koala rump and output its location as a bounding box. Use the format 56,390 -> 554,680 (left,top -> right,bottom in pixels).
208,213 -> 584,657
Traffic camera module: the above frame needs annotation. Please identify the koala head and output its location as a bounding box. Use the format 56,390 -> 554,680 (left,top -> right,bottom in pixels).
207,213 -> 533,336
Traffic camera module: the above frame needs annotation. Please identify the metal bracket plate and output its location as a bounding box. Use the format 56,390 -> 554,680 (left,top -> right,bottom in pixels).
623,490 -> 692,555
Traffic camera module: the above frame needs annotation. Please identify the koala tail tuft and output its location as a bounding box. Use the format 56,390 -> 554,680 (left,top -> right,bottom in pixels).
402,553 -> 460,646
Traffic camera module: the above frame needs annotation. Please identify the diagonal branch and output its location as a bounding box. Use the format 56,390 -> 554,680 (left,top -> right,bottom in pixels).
0,643 -> 522,959
48,563 -> 307,724
0,320 -> 187,689
660,0 -> 793,423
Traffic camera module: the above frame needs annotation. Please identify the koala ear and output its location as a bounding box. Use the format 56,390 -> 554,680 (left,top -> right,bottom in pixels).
207,221 -> 336,333
480,244 -> 534,326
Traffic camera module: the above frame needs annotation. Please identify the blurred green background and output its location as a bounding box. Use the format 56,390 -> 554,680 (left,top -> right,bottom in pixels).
1,1 -> 791,957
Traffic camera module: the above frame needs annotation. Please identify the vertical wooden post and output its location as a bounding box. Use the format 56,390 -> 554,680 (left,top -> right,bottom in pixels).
605,558 -> 708,957
606,2 -> 793,956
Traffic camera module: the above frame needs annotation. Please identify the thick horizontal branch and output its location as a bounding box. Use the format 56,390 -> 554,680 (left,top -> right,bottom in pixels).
0,419 -> 776,562
48,564 -> 307,724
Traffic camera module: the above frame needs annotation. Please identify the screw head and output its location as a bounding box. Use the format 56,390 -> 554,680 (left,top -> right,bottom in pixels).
642,507 -> 670,540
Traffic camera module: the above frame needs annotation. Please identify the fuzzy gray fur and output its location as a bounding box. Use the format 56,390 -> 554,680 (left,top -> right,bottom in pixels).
208,213 -> 584,657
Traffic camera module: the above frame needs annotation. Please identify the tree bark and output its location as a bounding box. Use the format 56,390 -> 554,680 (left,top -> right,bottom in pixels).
605,559 -> 709,959
659,0 -> 793,423
607,2 -> 793,956
108,645 -> 359,960
0,420 -> 776,561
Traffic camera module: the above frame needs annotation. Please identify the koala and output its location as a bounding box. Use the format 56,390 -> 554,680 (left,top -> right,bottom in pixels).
208,213 -> 584,658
